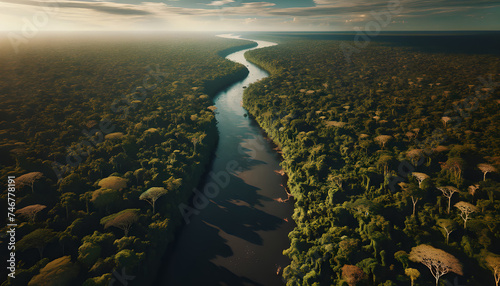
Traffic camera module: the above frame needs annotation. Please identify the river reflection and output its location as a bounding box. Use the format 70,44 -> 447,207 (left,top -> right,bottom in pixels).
158,36 -> 294,286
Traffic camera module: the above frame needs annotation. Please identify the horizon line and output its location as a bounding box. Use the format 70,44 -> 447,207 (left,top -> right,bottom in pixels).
1,29 -> 500,33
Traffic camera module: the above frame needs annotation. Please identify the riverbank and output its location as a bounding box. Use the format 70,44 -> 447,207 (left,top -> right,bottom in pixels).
145,41 -> 261,286
157,36 -> 295,286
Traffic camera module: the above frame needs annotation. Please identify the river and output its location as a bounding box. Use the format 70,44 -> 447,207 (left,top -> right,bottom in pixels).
157,36 -> 295,286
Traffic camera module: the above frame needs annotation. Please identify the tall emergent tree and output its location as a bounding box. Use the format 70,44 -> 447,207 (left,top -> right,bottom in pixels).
441,116 -> 452,127
28,256 -> 79,286
454,201 -> 478,229
412,172 -> 430,188
100,209 -> 139,237
17,172 -> 44,193
437,186 -> 459,214
409,244 -> 463,286
17,228 -> 55,259
342,264 -> 366,286
139,187 -> 168,214
97,176 -> 128,191
468,184 -> 480,198
478,163 -> 498,181
400,182 -> 422,216
405,268 -> 420,286
374,135 -> 392,149
15,204 -> 46,223
408,150 -> 424,167
485,253 -> 500,286
437,219 -> 457,245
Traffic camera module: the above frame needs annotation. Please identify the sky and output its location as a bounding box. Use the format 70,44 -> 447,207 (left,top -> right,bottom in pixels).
0,0 -> 499,31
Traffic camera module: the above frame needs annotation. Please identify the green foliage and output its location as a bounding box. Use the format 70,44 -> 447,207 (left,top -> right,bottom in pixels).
243,35 -> 500,285
91,188 -> 121,213
4,258 -> 49,286
82,274 -> 112,286
17,172 -> 44,193
58,173 -> 89,194
58,231 -> 77,255
147,218 -> 171,245
15,204 -> 47,223
0,35 -> 254,285
394,251 -> 409,269
139,187 -> 168,213
60,192 -> 78,219
78,242 -> 102,267
88,257 -> 116,276
97,176 -> 128,190
28,256 -> 79,286
113,236 -> 148,252
77,231 -> 115,267
2,32 -> 499,285
17,229 -> 55,259
405,268 -> 420,286
114,249 -> 145,269
100,209 -> 139,236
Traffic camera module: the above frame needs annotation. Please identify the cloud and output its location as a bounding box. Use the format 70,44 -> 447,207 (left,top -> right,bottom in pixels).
0,0 -> 499,31
241,2 -> 275,8
0,0 -> 152,15
295,0 -> 500,17
206,0 -> 234,6
244,17 -> 257,24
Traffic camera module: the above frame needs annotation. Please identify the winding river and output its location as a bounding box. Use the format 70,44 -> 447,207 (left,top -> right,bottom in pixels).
158,36 -> 295,285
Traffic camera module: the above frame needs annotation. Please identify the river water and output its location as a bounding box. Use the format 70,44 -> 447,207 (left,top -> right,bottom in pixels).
158,36 -> 295,286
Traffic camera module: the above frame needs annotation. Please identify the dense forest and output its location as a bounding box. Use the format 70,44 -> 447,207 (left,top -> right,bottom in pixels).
1,31 -> 499,286
243,35 -> 500,285
0,33 -> 255,285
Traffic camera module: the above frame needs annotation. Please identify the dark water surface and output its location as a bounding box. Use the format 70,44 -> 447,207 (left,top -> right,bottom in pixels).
158,36 -> 295,286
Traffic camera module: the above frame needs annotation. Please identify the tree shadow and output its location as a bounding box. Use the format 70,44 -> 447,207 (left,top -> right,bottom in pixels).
158,52 -> 291,285
158,144 -> 288,285
159,218 -> 265,286
204,173 -> 284,245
